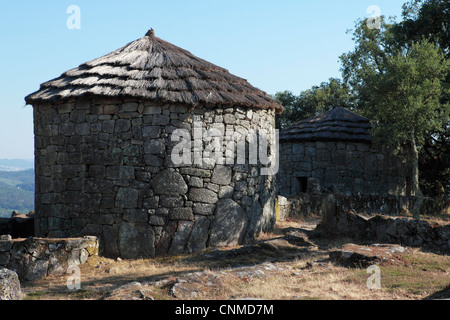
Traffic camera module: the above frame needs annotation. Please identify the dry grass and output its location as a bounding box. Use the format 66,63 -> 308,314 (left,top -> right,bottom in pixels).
22,255 -> 206,300
21,217 -> 450,301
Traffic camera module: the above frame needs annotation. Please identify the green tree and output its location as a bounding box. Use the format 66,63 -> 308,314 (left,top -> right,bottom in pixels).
362,41 -> 449,195
340,16 -> 450,209
393,0 -> 450,59
275,78 -> 354,129
392,0 -> 450,197
340,17 -> 398,111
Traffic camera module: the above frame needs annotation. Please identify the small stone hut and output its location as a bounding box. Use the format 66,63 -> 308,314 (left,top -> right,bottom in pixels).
278,107 -> 411,198
25,29 -> 283,258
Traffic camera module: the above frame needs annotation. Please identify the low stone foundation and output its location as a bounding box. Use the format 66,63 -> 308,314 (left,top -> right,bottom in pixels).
277,194 -> 323,221
317,194 -> 450,252
0,236 -> 98,281
277,193 -> 450,221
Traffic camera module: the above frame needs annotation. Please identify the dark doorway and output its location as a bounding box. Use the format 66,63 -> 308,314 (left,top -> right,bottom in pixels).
297,177 -> 308,193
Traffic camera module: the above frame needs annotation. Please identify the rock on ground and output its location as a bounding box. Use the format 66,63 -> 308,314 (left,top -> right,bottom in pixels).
329,243 -> 408,268
0,268 -> 22,300
101,262 -> 286,301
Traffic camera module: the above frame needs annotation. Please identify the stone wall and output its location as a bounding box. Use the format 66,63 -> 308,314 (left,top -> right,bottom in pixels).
0,236 -> 98,281
278,141 -> 411,198
317,195 -> 450,253
277,191 -> 449,221
33,98 -> 277,258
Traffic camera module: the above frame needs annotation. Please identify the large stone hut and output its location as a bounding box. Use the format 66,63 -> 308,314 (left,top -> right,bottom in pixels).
278,107 -> 411,198
25,29 -> 283,259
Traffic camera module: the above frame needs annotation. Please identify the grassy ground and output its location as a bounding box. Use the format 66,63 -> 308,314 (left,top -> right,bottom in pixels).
20,218 -> 450,300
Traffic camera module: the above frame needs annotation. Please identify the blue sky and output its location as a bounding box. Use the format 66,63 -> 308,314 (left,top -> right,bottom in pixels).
0,0 -> 405,159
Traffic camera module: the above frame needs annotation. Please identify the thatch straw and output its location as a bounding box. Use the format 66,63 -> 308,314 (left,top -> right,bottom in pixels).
280,107 -> 372,143
25,29 -> 283,113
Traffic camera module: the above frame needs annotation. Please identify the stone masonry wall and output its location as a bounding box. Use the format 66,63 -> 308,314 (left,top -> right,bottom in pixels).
278,141 -> 411,198
277,192 -> 449,222
0,236 -> 98,281
33,98 -> 277,258
317,195 -> 450,253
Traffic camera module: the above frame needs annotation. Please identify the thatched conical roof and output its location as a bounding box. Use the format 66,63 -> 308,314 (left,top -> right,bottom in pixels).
25,29 -> 283,113
280,107 -> 372,143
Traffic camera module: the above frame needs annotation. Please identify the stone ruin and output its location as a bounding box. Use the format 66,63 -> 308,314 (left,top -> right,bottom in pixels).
24,29 -> 283,259
0,210 -> 99,286
276,107 -> 449,252
0,235 -> 98,282
278,107 -> 412,198
317,194 -> 450,253
277,175 -> 449,253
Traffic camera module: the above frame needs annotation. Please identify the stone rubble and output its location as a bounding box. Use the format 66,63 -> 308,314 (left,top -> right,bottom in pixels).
0,236 -> 98,281
317,195 -> 450,252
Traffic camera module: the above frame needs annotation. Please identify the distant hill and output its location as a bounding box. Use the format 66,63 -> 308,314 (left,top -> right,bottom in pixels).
0,169 -> 34,218
0,159 -> 34,172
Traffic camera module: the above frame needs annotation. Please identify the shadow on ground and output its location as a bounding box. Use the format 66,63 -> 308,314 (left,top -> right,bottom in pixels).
424,285 -> 450,300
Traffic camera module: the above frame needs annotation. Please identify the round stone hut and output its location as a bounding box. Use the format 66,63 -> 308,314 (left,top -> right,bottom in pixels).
278,107 -> 411,198
25,29 -> 283,259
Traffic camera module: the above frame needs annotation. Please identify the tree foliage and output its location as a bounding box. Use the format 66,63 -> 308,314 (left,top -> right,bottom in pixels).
392,0 -> 450,197
348,40 -> 449,148
339,3 -> 450,198
393,0 -> 450,59
275,78 -> 354,129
